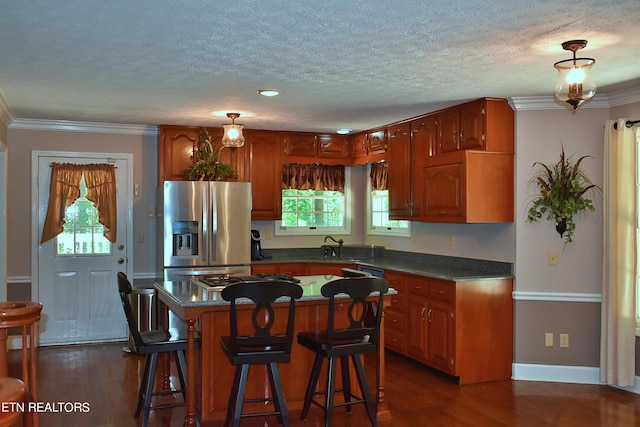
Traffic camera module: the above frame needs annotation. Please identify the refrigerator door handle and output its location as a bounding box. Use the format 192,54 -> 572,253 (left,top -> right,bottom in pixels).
201,184 -> 208,263
210,184 -> 217,262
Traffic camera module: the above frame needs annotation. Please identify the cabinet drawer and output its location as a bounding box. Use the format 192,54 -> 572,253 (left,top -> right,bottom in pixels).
407,276 -> 429,296
385,328 -> 405,353
388,291 -> 405,310
385,309 -> 404,332
429,281 -> 454,302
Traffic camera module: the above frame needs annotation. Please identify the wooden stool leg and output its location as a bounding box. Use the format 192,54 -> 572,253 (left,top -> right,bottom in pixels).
22,324 -> 30,427
29,322 -> 39,427
0,328 -> 8,377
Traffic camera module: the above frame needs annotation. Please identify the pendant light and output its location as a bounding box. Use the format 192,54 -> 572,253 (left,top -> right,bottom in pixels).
221,113 -> 245,150
553,40 -> 596,110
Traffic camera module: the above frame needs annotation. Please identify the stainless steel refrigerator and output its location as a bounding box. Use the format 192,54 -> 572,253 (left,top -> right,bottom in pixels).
159,181 -> 251,280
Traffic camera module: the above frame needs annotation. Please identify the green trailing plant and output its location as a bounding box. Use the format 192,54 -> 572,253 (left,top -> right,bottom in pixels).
526,146 -> 600,244
184,128 -> 236,181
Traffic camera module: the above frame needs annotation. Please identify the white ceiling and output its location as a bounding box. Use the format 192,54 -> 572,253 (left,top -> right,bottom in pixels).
1,1 -> 639,133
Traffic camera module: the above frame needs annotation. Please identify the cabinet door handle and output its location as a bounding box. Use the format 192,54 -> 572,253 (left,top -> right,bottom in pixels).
420,307 -> 426,321
427,308 -> 432,323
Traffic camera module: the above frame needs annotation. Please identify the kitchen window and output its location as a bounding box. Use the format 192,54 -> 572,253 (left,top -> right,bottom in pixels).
276,167 -> 351,236
366,164 -> 411,237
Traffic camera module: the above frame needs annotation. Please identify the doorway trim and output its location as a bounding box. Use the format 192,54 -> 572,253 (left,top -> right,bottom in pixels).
0,138 -> 7,302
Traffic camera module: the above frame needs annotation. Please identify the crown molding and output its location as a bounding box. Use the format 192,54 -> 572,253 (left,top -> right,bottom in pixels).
510,86 -> 640,111
509,94 -> 611,111
8,118 -> 158,136
0,90 -> 15,128
606,86 -> 640,107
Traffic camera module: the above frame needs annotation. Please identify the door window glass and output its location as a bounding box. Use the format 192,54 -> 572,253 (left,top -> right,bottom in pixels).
56,176 -> 111,256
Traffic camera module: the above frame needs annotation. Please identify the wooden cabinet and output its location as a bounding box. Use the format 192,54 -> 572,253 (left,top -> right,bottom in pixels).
351,132 -> 368,160
383,270 -> 407,354
350,128 -> 388,166
387,122 -> 412,219
251,262 -> 355,277
284,133 -> 316,157
387,116 -> 434,220
244,130 -> 283,220
422,150 -> 514,223
392,270 -> 512,384
305,263 -> 356,276
157,125 -> 245,184
251,263 -> 305,276
158,126 -> 199,183
436,98 -> 514,155
283,132 -> 350,165
318,135 -> 349,159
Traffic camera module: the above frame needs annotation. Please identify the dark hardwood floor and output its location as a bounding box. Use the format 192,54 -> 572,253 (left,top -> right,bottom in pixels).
6,342 -> 640,426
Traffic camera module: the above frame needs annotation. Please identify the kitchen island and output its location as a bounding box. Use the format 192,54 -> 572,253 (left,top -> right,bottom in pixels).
154,275 -> 394,426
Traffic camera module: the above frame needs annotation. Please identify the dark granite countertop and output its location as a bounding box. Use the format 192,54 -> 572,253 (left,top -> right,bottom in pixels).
252,247 -> 513,282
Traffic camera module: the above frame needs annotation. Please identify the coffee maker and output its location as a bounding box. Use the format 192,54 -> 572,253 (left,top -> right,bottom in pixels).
250,229 -> 264,260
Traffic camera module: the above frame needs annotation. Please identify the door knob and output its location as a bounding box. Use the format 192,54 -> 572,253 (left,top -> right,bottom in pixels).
118,258 -> 125,264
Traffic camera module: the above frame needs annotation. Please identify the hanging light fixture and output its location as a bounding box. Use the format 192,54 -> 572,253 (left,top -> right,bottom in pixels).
221,113 -> 245,150
554,40 -> 596,110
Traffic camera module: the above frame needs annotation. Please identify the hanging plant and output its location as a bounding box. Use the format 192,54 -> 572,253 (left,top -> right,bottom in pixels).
184,128 -> 236,181
526,146 -> 600,244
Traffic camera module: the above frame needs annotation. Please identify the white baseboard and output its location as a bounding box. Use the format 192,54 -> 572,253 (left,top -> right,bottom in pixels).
512,363 -> 640,394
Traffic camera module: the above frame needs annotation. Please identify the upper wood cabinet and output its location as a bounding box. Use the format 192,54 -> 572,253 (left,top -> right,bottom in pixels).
422,150 -> 514,223
243,129 -> 283,220
387,122 -> 412,219
283,132 -> 349,165
158,125 -> 244,184
350,128 -> 388,166
317,135 -> 349,159
387,117 -> 434,220
435,98 -> 514,155
283,132 -> 316,157
158,126 -> 199,183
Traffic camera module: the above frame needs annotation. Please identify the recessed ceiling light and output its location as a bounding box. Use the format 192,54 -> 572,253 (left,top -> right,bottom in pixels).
257,89 -> 280,97
336,128 -> 352,135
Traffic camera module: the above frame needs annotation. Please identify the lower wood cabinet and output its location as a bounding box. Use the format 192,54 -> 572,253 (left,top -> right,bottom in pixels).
392,270 -> 512,384
251,262 -> 356,277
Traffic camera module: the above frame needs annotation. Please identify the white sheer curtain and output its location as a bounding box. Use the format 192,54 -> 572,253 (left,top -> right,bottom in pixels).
600,119 -> 638,386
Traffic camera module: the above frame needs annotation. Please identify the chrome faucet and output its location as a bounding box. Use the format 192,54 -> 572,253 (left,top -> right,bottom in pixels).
323,236 -> 344,258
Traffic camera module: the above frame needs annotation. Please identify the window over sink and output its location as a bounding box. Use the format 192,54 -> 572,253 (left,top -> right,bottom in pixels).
276,168 -> 351,236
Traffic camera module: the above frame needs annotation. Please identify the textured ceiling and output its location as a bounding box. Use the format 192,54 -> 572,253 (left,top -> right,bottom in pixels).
0,0 -> 639,133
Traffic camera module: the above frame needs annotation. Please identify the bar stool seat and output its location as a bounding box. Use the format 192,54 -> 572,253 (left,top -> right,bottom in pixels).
0,377 -> 25,427
0,301 -> 42,427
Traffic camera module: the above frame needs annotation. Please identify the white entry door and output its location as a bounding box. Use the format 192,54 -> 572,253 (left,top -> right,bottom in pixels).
35,152 -> 132,346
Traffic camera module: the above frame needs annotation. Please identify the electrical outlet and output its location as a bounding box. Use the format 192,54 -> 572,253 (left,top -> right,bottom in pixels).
412,232 -> 417,243
560,333 -> 569,348
449,234 -> 454,247
544,332 -> 553,347
266,230 -> 273,240
137,232 -> 144,243
548,251 -> 558,266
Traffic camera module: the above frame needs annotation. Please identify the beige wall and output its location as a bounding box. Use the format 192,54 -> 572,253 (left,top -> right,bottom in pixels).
6,126 -> 158,287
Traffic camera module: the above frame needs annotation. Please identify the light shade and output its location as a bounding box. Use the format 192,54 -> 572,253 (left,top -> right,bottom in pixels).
221,113 -> 245,149
553,40 -> 596,110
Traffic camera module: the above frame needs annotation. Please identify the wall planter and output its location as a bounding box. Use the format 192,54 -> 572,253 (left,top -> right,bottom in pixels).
526,147 -> 600,244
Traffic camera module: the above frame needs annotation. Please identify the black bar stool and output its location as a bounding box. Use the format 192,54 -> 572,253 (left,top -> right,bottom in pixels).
220,280 -> 303,427
117,272 -> 198,427
297,277 -> 389,427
